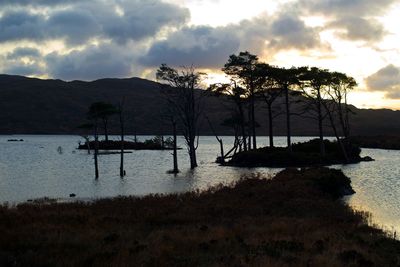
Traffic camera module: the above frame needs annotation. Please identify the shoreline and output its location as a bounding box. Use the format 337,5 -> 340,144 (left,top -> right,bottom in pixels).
0,167 -> 398,266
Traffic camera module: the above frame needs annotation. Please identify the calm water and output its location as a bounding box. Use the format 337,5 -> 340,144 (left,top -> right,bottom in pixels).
0,135 -> 399,234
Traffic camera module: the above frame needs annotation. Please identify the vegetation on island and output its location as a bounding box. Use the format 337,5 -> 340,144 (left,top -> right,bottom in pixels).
77,136 -> 176,151
207,51 -> 363,166
0,168 -> 399,266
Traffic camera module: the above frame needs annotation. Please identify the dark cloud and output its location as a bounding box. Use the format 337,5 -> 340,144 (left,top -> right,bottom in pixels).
0,11 -> 46,42
0,0 -> 189,45
365,64 -> 400,99
45,44 -> 135,81
6,47 -> 41,59
48,9 -> 101,45
139,26 -> 240,68
140,14 -> 324,68
3,63 -> 43,76
269,14 -> 322,50
0,0 -> 81,6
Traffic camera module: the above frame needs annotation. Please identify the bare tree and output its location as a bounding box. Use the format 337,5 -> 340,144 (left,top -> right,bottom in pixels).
87,103 -> 104,179
156,64 -> 204,169
117,98 -> 126,178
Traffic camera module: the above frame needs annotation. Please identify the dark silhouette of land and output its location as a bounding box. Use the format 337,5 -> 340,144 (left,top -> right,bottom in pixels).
0,168 -> 398,266
350,135 -> 400,150
225,139 -> 371,167
0,74 -> 399,136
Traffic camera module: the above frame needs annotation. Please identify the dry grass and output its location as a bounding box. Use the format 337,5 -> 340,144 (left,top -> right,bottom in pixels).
0,167 -> 399,266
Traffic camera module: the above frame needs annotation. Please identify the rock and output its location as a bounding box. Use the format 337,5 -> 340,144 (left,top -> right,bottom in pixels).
361,156 -> 374,162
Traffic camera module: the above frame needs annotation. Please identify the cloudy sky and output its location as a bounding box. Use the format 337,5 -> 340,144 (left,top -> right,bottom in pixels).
0,0 -> 400,109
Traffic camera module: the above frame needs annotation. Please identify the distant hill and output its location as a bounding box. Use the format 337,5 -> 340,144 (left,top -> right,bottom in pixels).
0,74 -> 399,136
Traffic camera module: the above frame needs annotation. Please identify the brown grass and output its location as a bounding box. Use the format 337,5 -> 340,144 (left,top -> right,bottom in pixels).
0,167 -> 399,266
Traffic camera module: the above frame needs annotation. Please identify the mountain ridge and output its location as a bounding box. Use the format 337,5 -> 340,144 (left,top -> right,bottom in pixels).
0,74 -> 399,136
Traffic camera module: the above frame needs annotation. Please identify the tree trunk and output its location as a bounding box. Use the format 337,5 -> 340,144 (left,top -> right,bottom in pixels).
238,104 -> 247,152
119,112 -> 125,178
94,124 -> 99,179
317,89 -> 326,157
251,93 -> 257,150
189,142 -> 198,169
172,121 -> 179,173
103,118 -> 108,142
284,85 -> 292,152
326,106 -> 349,163
267,103 -> 274,147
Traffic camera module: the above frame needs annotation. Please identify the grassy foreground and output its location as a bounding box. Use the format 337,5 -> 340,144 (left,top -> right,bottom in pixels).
0,168 -> 399,266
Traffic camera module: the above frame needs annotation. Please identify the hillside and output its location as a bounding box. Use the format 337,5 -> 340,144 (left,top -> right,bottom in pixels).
0,74 -> 399,136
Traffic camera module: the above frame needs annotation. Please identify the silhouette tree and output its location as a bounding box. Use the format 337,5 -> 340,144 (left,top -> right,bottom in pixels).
269,66 -> 302,152
156,64 -> 204,169
208,81 -> 249,152
89,102 -> 117,142
328,72 -> 357,139
223,51 -> 261,150
87,102 -> 105,179
257,63 -> 282,147
299,67 -> 332,157
117,99 -> 126,178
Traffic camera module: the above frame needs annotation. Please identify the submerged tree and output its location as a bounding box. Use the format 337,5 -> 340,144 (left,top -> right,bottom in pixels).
87,102 -> 104,179
156,64 -> 204,169
117,98 -> 126,178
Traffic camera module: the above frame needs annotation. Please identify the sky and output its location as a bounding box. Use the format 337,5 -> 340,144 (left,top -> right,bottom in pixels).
0,0 -> 400,110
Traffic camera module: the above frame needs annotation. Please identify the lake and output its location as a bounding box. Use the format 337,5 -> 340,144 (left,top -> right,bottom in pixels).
0,135 -> 399,235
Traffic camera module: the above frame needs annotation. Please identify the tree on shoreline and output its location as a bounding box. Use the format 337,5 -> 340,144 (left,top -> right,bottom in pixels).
223,51 -> 261,150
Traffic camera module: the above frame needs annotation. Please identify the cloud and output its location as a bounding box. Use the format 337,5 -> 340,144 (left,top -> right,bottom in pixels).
6,47 -> 41,59
0,0 -> 189,45
0,11 -> 46,42
295,0 -> 397,42
327,17 -> 385,41
0,0 -> 81,6
298,0 -> 397,17
269,14 -> 322,50
139,26 -> 240,68
45,44 -> 136,81
2,63 -> 44,76
365,64 -> 400,99
140,13 -> 325,68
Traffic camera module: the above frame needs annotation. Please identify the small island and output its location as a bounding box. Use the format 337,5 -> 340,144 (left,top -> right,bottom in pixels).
224,139 -> 373,168
77,136 -> 180,151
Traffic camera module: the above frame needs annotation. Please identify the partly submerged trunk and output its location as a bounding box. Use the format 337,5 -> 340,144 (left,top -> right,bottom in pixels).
103,118 -> 109,142
94,124 -> 99,179
317,89 -> 326,157
267,103 -> 274,148
284,85 -> 292,152
172,121 -> 179,173
119,113 -> 125,178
